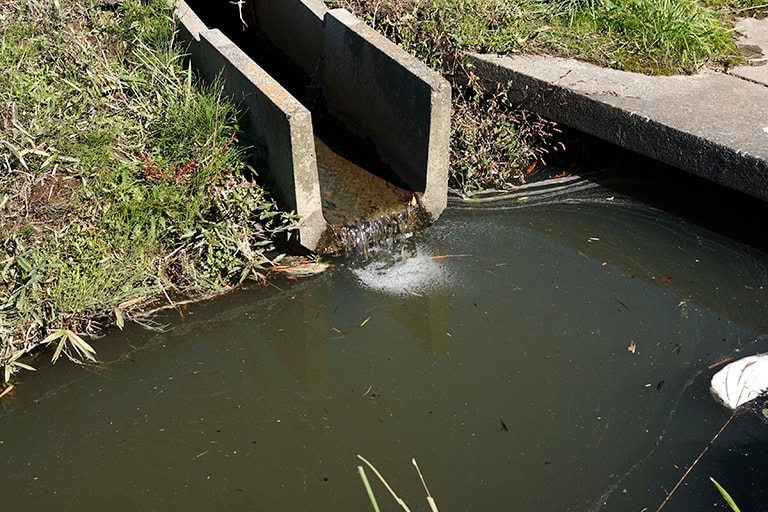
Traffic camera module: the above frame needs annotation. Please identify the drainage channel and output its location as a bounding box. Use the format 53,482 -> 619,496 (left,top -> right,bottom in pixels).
173,0 -> 450,255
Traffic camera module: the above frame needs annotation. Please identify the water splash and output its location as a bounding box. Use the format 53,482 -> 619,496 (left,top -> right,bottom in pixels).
350,244 -> 448,296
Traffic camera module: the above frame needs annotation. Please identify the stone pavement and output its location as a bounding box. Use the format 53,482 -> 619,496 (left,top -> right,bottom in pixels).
468,17 -> 768,202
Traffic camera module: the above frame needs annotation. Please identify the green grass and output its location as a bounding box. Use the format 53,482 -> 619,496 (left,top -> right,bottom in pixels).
336,0 -> 748,74
0,0 -> 297,380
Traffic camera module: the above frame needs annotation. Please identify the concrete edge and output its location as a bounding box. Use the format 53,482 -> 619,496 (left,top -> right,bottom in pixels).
466,52 -> 768,202
172,0 -> 327,250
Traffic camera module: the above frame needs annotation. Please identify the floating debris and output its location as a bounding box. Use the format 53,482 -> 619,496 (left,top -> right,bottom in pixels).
710,353 -> 768,410
272,258 -> 333,277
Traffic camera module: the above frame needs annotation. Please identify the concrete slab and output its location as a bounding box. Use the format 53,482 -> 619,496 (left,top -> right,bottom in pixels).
468,50 -> 768,201
174,0 -> 451,251
730,17 -> 768,85
243,0 -> 326,80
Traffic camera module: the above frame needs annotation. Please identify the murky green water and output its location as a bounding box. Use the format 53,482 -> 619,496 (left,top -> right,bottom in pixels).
2,175 -> 767,511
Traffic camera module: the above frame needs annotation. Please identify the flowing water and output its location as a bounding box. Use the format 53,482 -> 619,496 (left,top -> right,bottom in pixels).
2,166 -> 768,511
314,136 -> 431,256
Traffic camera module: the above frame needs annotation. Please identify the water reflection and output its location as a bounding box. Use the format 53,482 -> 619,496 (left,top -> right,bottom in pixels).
1,180 -> 767,512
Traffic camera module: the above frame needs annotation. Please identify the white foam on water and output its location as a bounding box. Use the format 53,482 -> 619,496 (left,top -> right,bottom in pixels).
351,247 -> 447,296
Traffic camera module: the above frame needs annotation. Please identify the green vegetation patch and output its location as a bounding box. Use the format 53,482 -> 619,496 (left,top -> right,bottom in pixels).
1,0 -> 297,380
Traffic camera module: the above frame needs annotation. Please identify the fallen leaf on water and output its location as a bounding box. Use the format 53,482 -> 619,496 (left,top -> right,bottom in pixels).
404,289 -> 424,297
628,340 -> 637,353
658,275 -> 672,284
0,384 -> 14,399
360,315 -> 372,327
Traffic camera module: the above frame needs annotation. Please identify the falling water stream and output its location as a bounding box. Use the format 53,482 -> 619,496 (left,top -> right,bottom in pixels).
314,136 -> 431,256
2,160 -> 768,511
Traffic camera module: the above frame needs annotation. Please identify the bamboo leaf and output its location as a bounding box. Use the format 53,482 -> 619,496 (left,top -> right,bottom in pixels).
42,329 -> 67,345
52,336 -> 66,363
11,361 -> 37,372
66,330 -> 97,361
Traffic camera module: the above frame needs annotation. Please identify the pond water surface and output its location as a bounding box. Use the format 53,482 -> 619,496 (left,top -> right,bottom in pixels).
2,166 -> 768,511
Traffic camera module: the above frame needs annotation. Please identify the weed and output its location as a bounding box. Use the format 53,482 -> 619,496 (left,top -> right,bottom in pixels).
0,0 -> 298,381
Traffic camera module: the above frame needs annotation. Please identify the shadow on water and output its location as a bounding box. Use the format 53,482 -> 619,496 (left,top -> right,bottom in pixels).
543,129 -> 768,254
1,158 -> 766,510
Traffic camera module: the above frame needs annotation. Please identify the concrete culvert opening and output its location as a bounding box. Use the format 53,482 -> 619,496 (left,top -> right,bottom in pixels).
175,0 -> 451,255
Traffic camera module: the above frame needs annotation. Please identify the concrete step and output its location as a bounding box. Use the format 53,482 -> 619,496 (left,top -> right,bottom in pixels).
468,17 -> 768,202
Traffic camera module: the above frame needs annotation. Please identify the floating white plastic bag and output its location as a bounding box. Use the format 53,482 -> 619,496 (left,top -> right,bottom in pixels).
710,353 -> 768,410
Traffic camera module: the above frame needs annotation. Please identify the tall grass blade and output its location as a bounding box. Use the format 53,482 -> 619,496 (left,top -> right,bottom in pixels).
710,477 -> 742,512
357,454 -> 412,512
412,458 -> 439,512
357,466 -> 381,512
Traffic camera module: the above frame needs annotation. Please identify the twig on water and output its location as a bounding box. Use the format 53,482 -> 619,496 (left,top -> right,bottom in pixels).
412,458 -> 439,512
708,357 -> 734,369
655,410 -> 738,512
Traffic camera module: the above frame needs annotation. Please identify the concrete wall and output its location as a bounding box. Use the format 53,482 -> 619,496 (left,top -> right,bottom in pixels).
322,9 -> 451,218
173,1 -> 326,250
242,1 -> 451,220
173,0 -> 451,248
244,0 -> 326,80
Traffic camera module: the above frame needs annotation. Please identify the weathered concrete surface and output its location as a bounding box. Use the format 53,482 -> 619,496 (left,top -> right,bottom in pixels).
730,17 -> 768,84
323,9 -> 451,218
243,0 -> 326,80
173,1 -> 326,249
467,18 -> 768,202
235,1 -> 451,221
